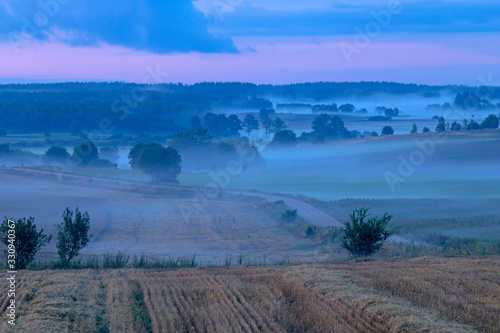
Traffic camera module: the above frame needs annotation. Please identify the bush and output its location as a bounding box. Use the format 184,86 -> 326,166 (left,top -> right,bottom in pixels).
281,209 -> 298,223
103,251 -> 130,269
341,208 -> 392,257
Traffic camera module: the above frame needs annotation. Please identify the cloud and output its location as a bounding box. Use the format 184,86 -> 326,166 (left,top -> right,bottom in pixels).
208,1 -> 500,36
0,0 -> 237,54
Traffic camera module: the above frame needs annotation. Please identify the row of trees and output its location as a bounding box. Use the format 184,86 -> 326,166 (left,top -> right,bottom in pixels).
408,114 -> 499,134
0,207 -> 91,269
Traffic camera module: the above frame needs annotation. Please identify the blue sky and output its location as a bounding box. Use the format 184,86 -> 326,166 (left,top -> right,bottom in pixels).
0,0 -> 499,84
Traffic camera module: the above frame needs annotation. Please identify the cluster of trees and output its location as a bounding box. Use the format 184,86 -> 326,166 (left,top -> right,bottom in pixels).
454,92 -> 497,110
434,114 -> 499,133
0,207 -> 92,269
41,141 -> 117,168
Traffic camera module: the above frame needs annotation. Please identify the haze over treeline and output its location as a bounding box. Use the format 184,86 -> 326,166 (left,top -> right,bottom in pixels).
1,81 -> 499,134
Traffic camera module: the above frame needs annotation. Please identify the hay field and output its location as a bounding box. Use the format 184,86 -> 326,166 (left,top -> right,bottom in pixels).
0,256 -> 498,332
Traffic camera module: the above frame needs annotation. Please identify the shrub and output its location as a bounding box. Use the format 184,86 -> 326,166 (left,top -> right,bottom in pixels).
341,208 -> 392,257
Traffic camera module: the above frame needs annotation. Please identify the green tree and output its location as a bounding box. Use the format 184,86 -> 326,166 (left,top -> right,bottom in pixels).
435,117 -> 446,132
262,117 -> 275,138
381,126 -> 394,136
136,145 -> 182,183
422,126 -> 431,133
72,140 -> 99,166
128,142 -> 163,169
339,103 -> 355,113
341,208 -> 392,257
450,122 -> 463,131
269,129 -> 297,147
241,114 -> 259,137
273,117 -> 287,131
0,217 -> 52,269
56,207 -> 92,266
481,114 -> 499,129
43,146 -> 70,164
410,122 -> 418,134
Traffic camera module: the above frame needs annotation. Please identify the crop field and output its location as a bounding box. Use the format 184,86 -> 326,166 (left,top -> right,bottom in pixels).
0,172 -> 327,263
0,256 -> 498,332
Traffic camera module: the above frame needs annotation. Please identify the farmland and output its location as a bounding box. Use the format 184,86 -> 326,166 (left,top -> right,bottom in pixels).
0,256 -> 498,332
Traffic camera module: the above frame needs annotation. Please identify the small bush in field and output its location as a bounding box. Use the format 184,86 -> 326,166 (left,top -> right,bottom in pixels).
341,208 -> 392,257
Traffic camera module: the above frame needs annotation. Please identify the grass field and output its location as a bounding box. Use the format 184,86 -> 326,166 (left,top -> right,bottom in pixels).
0,256 -> 498,332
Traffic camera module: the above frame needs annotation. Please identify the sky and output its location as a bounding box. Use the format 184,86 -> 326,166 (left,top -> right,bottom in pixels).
0,0 -> 499,85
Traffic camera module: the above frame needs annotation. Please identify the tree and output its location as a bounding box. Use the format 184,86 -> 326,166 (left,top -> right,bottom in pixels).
241,114 -> 259,137
269,129 -> 297,147
42,146 -> 70,164
136,145 -> 182,183
435,117 -> 446,132
273,117 -> 287,131
170,127 -> 212,150
422,126 -> 431,133
259,108 -> 275,119
341,208 -> 392,257
128,142 -> 163,169
339,103 -> 355,113
72,140 -> 99,166
0,217 -> 52,269
262,117 -> 274,138
481,114 -> 499,129
410,122 -> 418,134
381,126 -> 394,136
312,114 -> 347,138
466,119 -> 480,131
450,122 -> 462,131
226,114 -> 242,137
56,207 -> 92,266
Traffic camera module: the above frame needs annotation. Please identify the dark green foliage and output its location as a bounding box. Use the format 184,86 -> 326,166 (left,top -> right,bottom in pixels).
281,210 -> 298,223
273,117 -> 287,131
339,103 -> 355,113
312,114 -> 347,138
170,127 -> 212,150
72,140 -> 99,166
481,114 -> 499,129
450,122 -> 463,131
341,208 -> 392,257
128,142 -> 163,169
103,251 -> 130,269
435,117 -> 446,132
466,119 -> 480,131
136,145 -> 182,183
410,122 -> 418,134
384,108 -> 400,117
0,217 -> 52,269
381,126 -> 394,136
259,108 -> 275,119
204,112 -> 242,137
42,146 -> 70,164
269,129 -> 297,147
56,207 -> 92,266
241,114 -> 259,136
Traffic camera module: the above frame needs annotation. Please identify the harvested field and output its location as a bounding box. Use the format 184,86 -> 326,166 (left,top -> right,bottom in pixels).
1,256 -> 498,332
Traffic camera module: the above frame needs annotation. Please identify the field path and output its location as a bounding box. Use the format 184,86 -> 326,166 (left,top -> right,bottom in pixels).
8,167 -> 418,244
